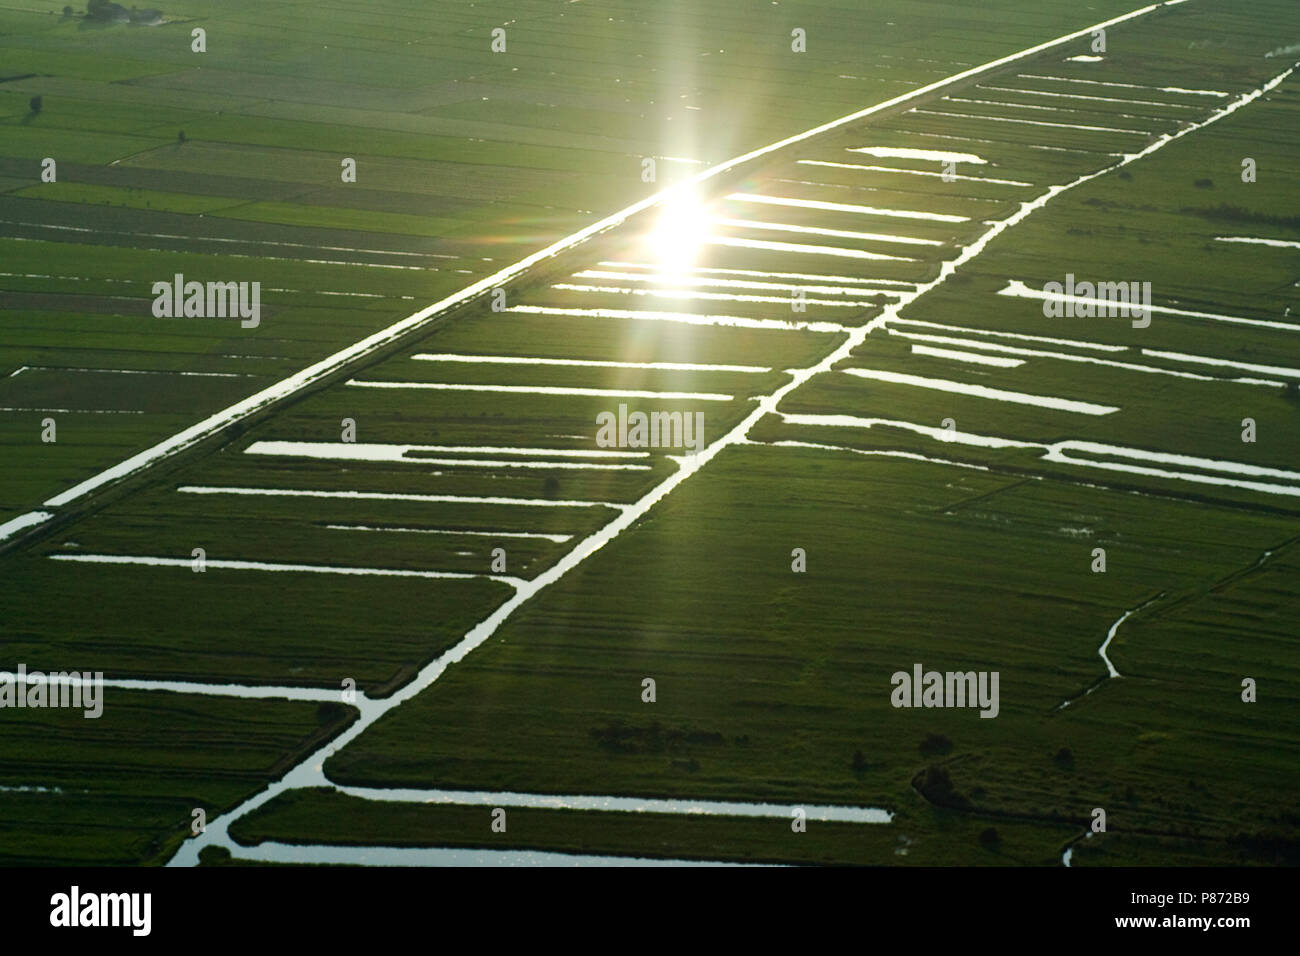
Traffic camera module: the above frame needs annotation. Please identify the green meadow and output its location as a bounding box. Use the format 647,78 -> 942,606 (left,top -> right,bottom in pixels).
312,445 -> 1299,864
2,0 -> 1298,868
0,0 -> 1148,523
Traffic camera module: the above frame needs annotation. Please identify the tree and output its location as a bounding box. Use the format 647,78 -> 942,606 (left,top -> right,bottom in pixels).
28,95 -> 42,114
177,130 -> 186,144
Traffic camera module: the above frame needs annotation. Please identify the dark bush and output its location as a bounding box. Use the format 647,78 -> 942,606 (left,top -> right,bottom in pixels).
1181,203 -> 1300,231
916,765 -> 969,809
591,720 -> 724,755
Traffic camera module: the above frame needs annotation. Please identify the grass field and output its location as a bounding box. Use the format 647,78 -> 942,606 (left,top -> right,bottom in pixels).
0,690 -> 356,865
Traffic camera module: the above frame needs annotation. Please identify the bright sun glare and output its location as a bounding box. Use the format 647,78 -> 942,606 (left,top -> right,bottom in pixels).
645,188 -> 710,280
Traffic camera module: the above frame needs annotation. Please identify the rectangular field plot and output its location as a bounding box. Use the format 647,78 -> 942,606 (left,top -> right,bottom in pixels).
0,691 -> 356,865
228,787 -> 1079,866
0,553 -> 512,693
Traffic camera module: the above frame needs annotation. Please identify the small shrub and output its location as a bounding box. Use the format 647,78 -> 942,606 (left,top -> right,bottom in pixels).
916,765 -> 969,809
